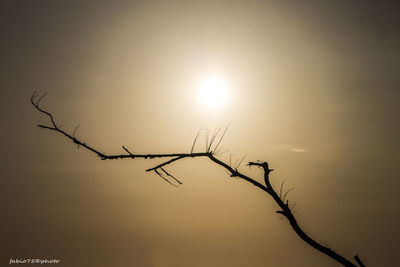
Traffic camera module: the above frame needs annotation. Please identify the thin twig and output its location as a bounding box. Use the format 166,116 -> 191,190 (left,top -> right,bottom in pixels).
279,180 -> 286,199
154,169 -> 177,187
73,125 -> 80,138
354,255 -> 366,267
205,129 -> 210,152
290,203 -> 296,212
190,130 -> 201,153
161,167 -> 182,185
214,145 -> 229,155
236,154 -> 248,170
37,92 -> 48,106
122,146 -> 134,156
282,187 -> 294,202
213,122 -> 230,152
146,156 -> 183,172
207,127 -> 221,153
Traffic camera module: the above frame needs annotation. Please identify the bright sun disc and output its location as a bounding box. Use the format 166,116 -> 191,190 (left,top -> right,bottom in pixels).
197,75 -> 228,110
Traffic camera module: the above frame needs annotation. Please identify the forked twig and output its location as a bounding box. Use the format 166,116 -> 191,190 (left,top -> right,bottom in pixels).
154,169 -> 177,187
161,167 -> 182,185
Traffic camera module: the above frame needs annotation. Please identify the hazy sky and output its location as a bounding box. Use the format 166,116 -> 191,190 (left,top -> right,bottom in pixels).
1,1 -> 399,266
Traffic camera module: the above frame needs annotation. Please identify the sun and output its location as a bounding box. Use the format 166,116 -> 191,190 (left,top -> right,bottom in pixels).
197,74 -> 229,110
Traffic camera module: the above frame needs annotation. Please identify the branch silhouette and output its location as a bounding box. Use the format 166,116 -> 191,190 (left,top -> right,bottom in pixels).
31,92 -> 366,267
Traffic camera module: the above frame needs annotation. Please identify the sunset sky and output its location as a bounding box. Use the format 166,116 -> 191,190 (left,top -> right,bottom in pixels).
1,1 -> 399,266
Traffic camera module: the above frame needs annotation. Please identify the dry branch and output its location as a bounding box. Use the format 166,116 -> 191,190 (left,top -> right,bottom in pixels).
31,92 -> 366,267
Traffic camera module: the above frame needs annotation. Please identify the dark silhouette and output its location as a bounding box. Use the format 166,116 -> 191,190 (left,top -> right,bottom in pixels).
31,92 -> 366,267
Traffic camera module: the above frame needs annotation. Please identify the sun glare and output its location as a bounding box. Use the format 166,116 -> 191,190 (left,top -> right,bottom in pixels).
197,74 -> 229,110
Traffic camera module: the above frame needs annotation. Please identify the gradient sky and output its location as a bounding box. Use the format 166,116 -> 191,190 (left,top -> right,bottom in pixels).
1,1 -> 399,266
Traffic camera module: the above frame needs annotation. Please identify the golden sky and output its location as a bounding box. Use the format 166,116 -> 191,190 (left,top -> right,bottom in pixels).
1,0 -> 399,266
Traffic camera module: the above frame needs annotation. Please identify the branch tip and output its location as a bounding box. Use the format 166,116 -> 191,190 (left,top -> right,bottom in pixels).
354,254 -> 365,267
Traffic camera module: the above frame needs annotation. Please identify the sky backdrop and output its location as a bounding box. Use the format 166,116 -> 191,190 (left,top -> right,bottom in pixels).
1,0 -> 399,266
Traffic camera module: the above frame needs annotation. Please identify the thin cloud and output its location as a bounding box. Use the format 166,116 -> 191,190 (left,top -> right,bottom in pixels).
275,145 -> 308,153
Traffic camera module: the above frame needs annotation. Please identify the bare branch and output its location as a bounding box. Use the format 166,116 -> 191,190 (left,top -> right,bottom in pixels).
247,161 -> 273,172
31,92 -> 213,163
37,124 -> 56,130
31,93 -> 364,267
146,156 -> 183,172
